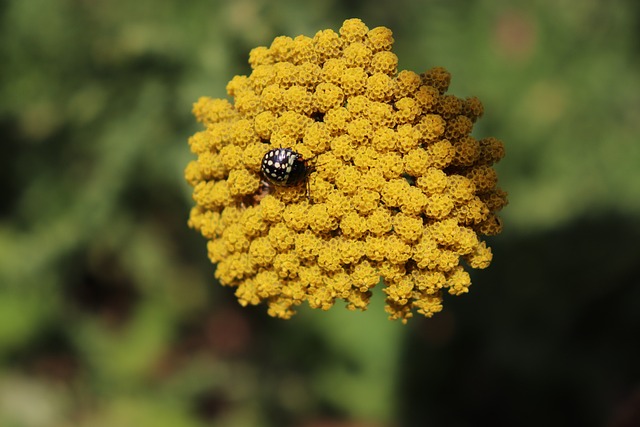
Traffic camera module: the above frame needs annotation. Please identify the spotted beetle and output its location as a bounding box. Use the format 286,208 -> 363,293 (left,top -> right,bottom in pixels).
261,148 -> 312,187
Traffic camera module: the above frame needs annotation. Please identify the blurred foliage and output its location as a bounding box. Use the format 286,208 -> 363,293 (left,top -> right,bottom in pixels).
1,0 -> 639,426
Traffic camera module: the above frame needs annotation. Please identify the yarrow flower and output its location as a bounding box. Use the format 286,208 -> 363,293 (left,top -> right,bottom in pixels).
185,18 -> 507,322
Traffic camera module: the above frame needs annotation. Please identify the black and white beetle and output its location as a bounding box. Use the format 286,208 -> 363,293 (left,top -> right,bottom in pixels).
261,148 -> 312,187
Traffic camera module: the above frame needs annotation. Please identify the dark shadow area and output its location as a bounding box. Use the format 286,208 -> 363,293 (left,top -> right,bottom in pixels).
0,118 -> 21,218
399,214 -> 640,427
62,248 -> 141,328
3,326 -> 80,384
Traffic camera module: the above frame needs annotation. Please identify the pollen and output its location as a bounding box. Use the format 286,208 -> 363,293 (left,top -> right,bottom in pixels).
186,18 -> 507,322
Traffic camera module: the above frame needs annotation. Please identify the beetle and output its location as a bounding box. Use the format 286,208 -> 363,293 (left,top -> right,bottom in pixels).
261,148 -> 312,187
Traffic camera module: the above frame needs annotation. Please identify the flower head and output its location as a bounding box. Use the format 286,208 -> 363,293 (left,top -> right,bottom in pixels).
186,18 -> 507,322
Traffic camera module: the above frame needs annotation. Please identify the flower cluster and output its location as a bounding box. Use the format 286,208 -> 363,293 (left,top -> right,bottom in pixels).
185,18 -> 507,322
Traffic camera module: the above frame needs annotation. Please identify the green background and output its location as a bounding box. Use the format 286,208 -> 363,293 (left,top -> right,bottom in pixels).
1,0 -> 639,426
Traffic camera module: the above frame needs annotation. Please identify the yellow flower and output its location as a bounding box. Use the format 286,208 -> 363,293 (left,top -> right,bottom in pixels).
185,18 -> 507,322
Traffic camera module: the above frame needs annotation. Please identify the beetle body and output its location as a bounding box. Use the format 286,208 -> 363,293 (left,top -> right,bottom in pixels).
261,148 -> 311,187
